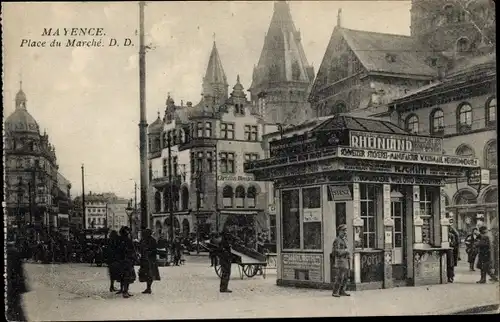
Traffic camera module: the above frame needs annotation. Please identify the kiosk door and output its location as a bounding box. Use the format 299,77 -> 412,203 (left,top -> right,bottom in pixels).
391,197 -> 406,280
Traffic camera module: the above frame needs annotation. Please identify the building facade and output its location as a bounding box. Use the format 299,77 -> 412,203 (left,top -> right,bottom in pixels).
248,1 -> 314,126
4,82 -> 64,242
148,41 -> 278,247
246,114 -> 477,290
55,172 -> 72,239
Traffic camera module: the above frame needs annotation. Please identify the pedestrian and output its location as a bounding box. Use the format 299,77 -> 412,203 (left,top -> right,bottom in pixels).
447,221 -> 460,283
464,228 -> 479,271
7,239 -> 28,321
116,226 -> 137,298
219,230 -> 233,293
173,237 -> 182,266
490,216 -> 499,281
138,229 -> 161,294
107,230 -> 121,292
475,226 -> 499,283
331,224 -> 351,297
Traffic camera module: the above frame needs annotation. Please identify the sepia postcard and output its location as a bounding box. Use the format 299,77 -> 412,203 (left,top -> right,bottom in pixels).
3,1 -> 499,320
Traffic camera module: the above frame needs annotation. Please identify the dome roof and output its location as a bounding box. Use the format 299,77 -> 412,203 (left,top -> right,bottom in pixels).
5,108 -> 40,133
5,87 -> 39,134
148,112 -> 163,134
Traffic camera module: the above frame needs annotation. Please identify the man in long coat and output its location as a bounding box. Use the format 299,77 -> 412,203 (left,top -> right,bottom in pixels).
7,240 -> 28,321
219,231 -> 233,293
138,229 -> 161,294
117,226 -> 137,298
476,226 -> 499,283
331,224 -> 351,297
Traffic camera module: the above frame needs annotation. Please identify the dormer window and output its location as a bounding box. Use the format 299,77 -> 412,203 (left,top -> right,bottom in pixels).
385,53 -> 397,63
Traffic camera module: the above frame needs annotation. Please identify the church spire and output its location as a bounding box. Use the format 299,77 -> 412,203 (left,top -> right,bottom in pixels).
15,77 -> 27,110
202,40 -> 228,104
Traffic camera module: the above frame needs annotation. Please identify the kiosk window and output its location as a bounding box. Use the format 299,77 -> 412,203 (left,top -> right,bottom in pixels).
336,203 -> 347,226
360,184 -> 377,248
302,187 -> 322,250
282,189 -> 300,249
419,186 -> 434,245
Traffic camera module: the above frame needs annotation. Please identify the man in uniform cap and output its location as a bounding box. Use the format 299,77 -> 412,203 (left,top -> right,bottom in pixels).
331,224 -> 351,297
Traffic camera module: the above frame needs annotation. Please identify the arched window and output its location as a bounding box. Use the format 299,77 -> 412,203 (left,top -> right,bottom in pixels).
247,186 -> 257,208
222,186 -> 233,208
430,108 -> 445,135
457,103 -> 472,132
455,190 -> 477,205
484,188 -> 498,204
456,144 -> 475,157
486,97 -> 496,126
154,191 -> 161,213
181,186 -> 189,210
484,140 -> 497,169
456,37 -> 470,53
163,188 -> 171,212
235,186 -> 245,208
405,114 -> 419,134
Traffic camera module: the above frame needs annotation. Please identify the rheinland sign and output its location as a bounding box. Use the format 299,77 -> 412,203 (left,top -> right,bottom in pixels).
349,130 -> 443,154
339,160 -> 468,177
338,147 -> 479,168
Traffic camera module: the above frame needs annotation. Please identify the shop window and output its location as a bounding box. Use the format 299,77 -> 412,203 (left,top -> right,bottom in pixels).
405,114 -> 419,134
430,108 -> 445,135
457,102 -> 472,133
282,189 -> 300,249
302,187 -> 322,250
270,214 -> 276,242
222,186 -> 233,208
486,97 -> 496,126
360,184 -> 377,248
235,186 -> 245,208
247,186 -> 257,208
484,140 -> 497,170
419,186 -> 434,245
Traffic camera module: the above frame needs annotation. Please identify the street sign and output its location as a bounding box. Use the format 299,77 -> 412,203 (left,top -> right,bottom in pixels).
467,168 -> 490,191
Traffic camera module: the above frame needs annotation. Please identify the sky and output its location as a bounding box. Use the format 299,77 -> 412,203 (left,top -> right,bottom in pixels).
3,1 -> 411,200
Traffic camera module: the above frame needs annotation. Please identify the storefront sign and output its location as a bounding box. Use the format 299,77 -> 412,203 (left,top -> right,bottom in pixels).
360,251 -> 384,283
303,208 -> 322,222
340,160 -> 467,177
328,185 -> 352,201
217,175 -> 254,181
269,133 -> 318,158
282,253 -> 323,282
353,174 -> 444,186
338,147 -> 479,168
349,131 -> 443,154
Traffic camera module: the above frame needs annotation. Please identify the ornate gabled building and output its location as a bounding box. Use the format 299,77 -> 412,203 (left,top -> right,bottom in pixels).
249,1 -> 315,126
148,42 -> 278,246
4,82 -> 65,241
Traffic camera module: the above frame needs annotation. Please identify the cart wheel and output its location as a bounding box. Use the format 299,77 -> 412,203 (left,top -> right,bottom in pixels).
243,265 -> 258,278
215,264 -> 222,278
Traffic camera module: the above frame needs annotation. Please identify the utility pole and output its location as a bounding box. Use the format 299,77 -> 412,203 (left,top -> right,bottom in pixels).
134,181 -> 138,238
138,0 -> 149,233
81,164 -> 86,231
196,170 -> 202,254
214,145 -> 219,233
167,134 -> 174,244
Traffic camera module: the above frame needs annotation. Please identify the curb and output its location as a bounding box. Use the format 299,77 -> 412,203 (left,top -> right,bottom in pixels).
449,304 -> 499,315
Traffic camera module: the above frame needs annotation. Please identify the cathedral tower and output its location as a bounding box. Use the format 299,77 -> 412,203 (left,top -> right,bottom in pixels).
249,1 -> 314,125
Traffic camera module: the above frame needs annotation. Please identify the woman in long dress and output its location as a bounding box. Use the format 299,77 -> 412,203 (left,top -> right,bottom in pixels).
107,230 -> 121,292
117,226 -> 137,298
138,229 -> 161,294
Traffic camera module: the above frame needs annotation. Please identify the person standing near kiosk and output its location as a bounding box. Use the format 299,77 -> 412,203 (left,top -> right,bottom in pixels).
331,224 -> 351,297
219,230 -> 233,293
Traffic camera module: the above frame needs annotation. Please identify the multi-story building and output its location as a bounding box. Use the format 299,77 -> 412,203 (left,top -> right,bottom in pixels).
148,41 -> 278,246
305,0 -> 496,236
4,82 -> 63,242
80,192 -> 119,229
55,172 -> 72,239
248,1 -> 314,126
107,199 -> 131,232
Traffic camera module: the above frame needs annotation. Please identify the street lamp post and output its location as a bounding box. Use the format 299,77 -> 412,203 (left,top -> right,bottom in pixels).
125,202 -> 133,238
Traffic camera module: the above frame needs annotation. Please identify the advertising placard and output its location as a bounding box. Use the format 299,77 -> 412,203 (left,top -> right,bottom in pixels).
353,174 -> 444,186
328,185 -> 353,201
338,147 -> 479,168
340,160 -> 468,177
282,253 -> 323,282
349,130 -> 443,154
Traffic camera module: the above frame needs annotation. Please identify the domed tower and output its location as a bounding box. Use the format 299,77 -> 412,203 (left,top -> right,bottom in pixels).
410,0 -> 495,59
5,81 -> 40,135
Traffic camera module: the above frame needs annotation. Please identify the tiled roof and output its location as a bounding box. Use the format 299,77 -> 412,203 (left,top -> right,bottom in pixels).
313,114 -> 408,134
340,28 -> 436,78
